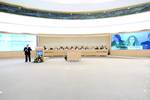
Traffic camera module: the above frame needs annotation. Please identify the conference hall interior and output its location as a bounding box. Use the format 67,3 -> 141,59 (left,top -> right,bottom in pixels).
0,0 -> 150,100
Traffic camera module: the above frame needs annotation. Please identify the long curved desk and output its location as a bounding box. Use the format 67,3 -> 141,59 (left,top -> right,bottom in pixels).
44,49 -> 108,61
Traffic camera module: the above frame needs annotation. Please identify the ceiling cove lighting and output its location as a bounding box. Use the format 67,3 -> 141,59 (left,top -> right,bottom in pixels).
42,0 -> 117,4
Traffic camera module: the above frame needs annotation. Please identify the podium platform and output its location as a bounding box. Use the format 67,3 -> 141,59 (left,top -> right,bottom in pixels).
66,50 -> 81,61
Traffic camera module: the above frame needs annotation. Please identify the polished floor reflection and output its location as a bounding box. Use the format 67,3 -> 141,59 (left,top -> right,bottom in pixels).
0,57 -> 150,100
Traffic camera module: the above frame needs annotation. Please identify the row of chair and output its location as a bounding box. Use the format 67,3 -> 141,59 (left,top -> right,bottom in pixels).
44,45 -> 108,50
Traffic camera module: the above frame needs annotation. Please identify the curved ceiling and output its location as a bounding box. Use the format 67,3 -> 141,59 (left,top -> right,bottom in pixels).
0,0 -> 149,34
1,0 -> 150,12
0,12 -> 149,34
0,2 -> 149,20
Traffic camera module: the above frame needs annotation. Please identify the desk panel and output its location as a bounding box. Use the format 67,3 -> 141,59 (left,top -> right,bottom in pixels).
44,50 -> 108,57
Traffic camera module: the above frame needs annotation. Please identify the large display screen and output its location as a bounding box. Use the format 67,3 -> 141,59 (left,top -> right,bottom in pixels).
0,33 -> 37,51
111,31 -> 150,50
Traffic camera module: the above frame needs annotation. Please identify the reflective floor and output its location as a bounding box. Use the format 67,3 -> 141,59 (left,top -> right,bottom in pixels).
0,57 -> 150,100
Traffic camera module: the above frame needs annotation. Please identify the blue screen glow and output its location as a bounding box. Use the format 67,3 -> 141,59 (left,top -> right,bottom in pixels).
111,31 -> 150,50
36,51 -> 43,56
0,33 -> 37,51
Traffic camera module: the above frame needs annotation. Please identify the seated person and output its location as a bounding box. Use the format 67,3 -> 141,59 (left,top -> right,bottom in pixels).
78,46 -> 81,50
59,46 -> 64,50
100,45 -> 104,49
43,45 -> 47,50
49,47 -> 53,50
80,46 -> 84,50
85,46 -> 89,50
95,46 -> 99,50
65,46 -> 69,50
70,46 -> 74,50
75,46 -> 79,50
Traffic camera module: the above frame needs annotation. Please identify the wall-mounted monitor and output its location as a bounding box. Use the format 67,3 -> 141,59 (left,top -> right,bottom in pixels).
0,33 -> 37,51
111,31 -> 150,50
36,50 -> 43,56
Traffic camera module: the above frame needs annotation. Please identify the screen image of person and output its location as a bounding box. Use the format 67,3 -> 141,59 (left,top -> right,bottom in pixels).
111,34 -> 127,50
126,35 -> 139,46
127,35 -> 142,49
111,31 -> 150,50
141,33 -> 150,49
126,35 -> 142,50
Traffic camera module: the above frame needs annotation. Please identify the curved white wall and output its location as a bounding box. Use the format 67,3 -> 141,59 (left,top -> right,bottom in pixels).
0,12 -> 150,34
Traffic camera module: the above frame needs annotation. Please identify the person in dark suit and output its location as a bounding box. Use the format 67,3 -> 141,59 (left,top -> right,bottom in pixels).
24,44 -> 32,62
141,33 -> 150,49
111,34 -> 127,50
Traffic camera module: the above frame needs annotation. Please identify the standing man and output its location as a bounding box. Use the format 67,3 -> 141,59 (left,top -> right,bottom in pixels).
24,44 -> 32,62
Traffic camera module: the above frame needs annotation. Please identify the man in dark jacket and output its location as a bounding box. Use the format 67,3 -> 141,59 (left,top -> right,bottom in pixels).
24,44 -> 32,62
141,33 -> 150,49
